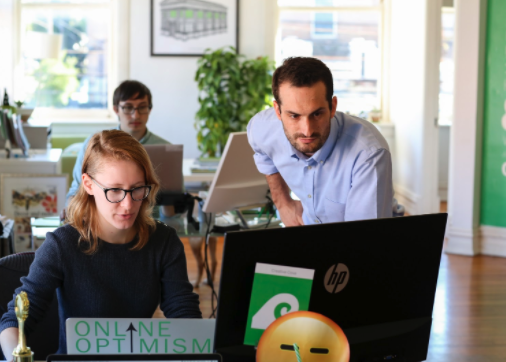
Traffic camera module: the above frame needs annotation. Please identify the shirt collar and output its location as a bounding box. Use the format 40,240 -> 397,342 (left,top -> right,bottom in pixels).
116,125 -> 151,144
138,129 -> 152,144
288,113 -> 340,165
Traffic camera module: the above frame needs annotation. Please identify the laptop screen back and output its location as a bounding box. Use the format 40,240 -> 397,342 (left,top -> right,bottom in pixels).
143,144 -> 183,192
214,213 -> 448,362
47,354 -> 222,362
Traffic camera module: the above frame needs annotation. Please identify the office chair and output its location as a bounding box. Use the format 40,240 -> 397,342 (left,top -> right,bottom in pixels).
0,252 -> 59,361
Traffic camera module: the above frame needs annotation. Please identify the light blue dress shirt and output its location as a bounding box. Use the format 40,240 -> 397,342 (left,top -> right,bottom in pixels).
247,108 -> 394,224
65,127 -> 169,205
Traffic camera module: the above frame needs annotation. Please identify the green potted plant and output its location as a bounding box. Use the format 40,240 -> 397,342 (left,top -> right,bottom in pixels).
195,46 -> 275,158
369,107 -> 382,123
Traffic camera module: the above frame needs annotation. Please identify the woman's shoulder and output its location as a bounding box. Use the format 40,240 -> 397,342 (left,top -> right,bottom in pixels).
151,220 -> 177,242
34,224 -> 81,263
45,224 -> 81,248
147,220 -> 185,252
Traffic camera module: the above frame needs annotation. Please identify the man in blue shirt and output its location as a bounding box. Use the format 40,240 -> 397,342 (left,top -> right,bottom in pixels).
247,57 -> 394,226
66,80 -> 169,204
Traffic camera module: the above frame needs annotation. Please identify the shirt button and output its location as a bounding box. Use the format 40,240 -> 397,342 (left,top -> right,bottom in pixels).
320,161 -> 323,164
314,219 -> 319,223
308,195 -> 312,198
308,166 -> 312,170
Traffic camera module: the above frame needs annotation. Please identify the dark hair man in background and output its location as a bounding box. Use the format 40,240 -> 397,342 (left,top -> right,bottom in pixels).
66,80 -> 170,204
247,57 -> 395,226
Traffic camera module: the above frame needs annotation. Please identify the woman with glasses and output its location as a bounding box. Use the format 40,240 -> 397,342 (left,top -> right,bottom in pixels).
0,130 -> 201,359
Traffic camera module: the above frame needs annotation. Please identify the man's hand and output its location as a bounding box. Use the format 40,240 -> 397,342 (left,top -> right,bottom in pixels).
266,173 -> 304,227
277,199 -> 304,227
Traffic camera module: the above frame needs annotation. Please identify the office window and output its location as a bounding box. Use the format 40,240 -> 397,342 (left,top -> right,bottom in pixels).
277,0 -> 382,116
17,0 -> 110,110
439,7 -> 455,126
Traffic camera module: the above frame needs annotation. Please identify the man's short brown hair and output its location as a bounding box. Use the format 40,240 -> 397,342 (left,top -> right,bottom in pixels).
113,80 -> 152,108
272,57 -> 334,109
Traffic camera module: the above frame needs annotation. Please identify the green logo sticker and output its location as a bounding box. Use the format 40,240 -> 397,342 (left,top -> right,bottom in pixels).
244,263 -> 315,346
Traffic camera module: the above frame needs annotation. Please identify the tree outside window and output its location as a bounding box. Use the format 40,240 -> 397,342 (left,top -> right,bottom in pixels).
18,0 -> 110,110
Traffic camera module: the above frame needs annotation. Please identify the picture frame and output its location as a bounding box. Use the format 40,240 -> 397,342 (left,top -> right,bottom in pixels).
0,174 -> 68,218
150,0 -> 239,56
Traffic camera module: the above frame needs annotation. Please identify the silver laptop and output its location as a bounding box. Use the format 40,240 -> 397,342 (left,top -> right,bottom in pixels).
143,144 -> 183,192
47,354 -> 222,362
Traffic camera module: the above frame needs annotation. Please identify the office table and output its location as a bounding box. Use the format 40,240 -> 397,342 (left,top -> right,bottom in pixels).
0,148 -> 62,174
29,210 -> 280,287
183,159 -> 215,185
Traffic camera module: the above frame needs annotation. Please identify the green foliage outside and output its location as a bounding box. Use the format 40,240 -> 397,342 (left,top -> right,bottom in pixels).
195,46 -> 275,158
27,51 -> 80,108
25,17 -> 85,108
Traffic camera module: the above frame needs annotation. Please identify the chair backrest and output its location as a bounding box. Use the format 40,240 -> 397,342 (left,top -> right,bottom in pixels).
0,252 -> 59,360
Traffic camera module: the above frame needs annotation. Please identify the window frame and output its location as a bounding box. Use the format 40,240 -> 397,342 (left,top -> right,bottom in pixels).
274,1 -> 385,118
438,5 -> 455,126
13,0 -> 128,121
310,12 -> 338,39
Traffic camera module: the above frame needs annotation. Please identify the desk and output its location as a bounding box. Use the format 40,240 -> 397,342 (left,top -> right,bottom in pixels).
30,210 -> 280,288
0,149 -> 62,174
30,213 -> 220,287
183,158 -> 215,186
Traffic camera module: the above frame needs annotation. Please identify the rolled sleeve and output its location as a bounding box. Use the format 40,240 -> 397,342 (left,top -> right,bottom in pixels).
344,148 -> 393,221
247,117 -> 278,175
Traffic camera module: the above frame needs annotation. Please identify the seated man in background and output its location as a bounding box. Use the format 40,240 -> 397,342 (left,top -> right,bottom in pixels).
247,57 -> 395,226
66,80 -> 170,204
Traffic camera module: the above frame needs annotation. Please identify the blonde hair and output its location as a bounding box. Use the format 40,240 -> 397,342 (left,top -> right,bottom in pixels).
66,130 -> 160,254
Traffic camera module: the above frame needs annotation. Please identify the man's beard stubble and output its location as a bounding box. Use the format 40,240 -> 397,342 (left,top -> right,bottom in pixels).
283,119 -> 331,156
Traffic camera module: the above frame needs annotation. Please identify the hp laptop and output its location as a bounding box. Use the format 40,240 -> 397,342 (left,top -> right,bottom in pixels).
214,213 -> 448,362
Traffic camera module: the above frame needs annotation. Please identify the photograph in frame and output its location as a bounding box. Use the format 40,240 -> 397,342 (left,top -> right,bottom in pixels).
13,216 -> 33,253
151,0 -> 239,56
0,174 -> 68,219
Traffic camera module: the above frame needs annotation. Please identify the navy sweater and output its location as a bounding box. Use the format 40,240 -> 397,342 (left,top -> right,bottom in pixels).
0,221 -> 202,353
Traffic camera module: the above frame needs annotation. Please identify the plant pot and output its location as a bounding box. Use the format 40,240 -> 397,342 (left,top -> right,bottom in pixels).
370,110 -> 382,123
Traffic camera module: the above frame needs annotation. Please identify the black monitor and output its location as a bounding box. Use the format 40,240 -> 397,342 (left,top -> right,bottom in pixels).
214,214 -> 448,362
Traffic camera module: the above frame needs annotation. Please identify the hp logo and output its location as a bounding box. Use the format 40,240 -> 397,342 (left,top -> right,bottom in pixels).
324,263 -> 350,293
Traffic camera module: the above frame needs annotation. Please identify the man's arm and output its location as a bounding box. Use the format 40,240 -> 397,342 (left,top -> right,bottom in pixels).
345,148 -> 393,221
266,173 -> 304,227
0,327 -> 18,362
65,138 -> 90,207
246,111 -> 303,225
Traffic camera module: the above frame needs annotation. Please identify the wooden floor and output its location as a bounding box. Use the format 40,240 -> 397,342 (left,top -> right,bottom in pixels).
168,208 -> 506,361
428,252 -> 506,361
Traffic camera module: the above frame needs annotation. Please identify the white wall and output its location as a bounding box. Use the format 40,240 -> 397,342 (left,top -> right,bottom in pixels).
438,125 -> 450,201
446,0 -> 487,255
129,0 -> 273,159
387,0 -> 441,214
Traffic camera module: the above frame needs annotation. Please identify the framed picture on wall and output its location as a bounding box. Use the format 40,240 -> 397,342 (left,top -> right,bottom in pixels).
0,174 -> 68,218
151,0 -> 239,56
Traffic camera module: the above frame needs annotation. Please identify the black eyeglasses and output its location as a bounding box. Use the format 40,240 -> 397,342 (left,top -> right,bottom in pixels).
119,105 -> 151,115
89,176 -> 151,203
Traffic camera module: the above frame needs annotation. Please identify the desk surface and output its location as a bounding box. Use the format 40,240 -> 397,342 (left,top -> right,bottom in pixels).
29,213 -> 209,239
0,148 -> 62,163
183,159 -> 215,184
30,210 -> 280,242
